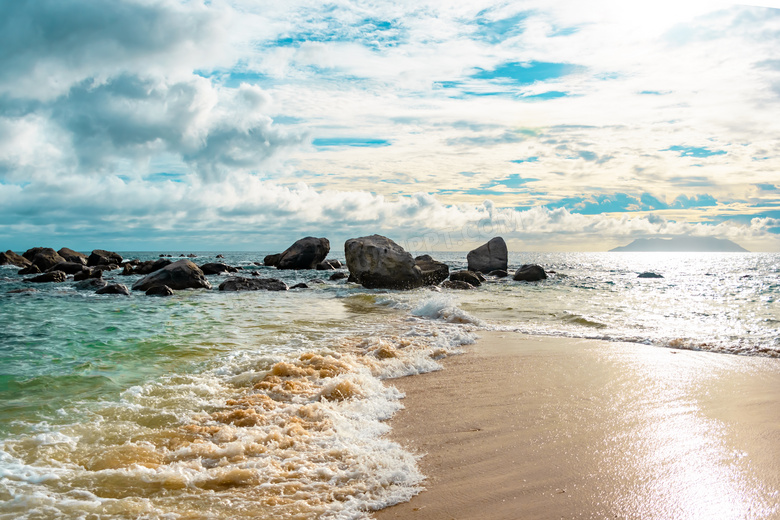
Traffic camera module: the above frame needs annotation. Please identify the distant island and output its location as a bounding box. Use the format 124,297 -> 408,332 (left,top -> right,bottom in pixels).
610,237 -> 749,252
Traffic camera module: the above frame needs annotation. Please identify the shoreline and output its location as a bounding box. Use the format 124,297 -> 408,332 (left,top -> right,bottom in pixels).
375,332 -> 780,519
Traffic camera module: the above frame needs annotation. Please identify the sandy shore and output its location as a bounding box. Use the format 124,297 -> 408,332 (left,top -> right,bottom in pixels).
375,332 -> 780,520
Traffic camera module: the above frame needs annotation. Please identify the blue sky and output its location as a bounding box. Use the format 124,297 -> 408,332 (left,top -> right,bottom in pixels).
1,0 -> 779,252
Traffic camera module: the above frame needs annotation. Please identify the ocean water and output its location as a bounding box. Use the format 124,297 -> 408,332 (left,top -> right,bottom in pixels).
0,250 -> 778,519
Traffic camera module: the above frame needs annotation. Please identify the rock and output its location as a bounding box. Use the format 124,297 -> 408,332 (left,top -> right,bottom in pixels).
263,253 -> 282,267
316,259 -> 342,270
218,277 -> 288,292
132,260 -> 212,291
18,264 -> 41,275
415,255 -> 450,286
146,285 -> 175,296
187,254 -> 197,258
467,237 -> 508,274
513,264 -> 547,282
216,254 -> 224,259
290,283 -> 309,289
309,278 -> 325,284
8,288 -> 37,294
275,237 -> 330,270
441,280 -> 474,290
87,249 -> 123,267
96,284 -> 130,295
449,270 -> 482,287
22,247 -> 53,262
200,262 -> 238,275
0,250 -> 31,267
330,272 -> 348,281
638,272 -> 663,279
120,263 -> 135,275
344,235 -> 423,290
487,269 -> 509,278
74,269 -> 102,281
75,278 -> 107,291
57,248 -> 88,265
28,248 -> 67,271
25,270 -> 67,283
134,259 -> 172,275
47,261 -> 88,275
91,264 -> 120,273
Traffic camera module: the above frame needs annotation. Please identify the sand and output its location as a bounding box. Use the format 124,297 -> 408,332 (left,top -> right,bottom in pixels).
374,332 -> 780,520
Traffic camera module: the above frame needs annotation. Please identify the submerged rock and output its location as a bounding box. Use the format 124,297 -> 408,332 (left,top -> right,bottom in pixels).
513,264 -> 547,282
467,237 -> 508,274
218,277 -> 288,292
132,260 -> 211,291
638,272 -> 664,279
200,262 -> 238,275
274,237 -> 331,270
146,285 -> 175,296
330,272 -> 348,281
96,284 -> 130,295
449,270 -> 482,287
441,280 -> 474,290
344,235 -> 423,290
487,269 -> 509,278
75,278 -> 108,291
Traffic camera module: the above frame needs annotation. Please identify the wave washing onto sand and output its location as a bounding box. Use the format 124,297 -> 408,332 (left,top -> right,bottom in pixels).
0,316 -> 475,520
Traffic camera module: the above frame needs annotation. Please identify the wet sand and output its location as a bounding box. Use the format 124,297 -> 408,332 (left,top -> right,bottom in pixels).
375,332 -> 780,519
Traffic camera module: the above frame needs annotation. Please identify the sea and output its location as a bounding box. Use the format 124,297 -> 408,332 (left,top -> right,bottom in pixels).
0,250 -> 778,519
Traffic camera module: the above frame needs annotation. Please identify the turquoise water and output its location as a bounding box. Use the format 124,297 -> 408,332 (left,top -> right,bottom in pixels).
0,250 -> 778,518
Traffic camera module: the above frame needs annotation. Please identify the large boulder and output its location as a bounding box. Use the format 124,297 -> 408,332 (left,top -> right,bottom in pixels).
24,271 -> 67,283
467,237 -> 508,273
218,277 -> 288,292
0,250 -> 31,267
96,284 -> 130,295
57,248 -> 88,265
415,255 -> 450,286
24,248 -> 67,272
132,260 -> 211,291
275,237 -> 330,270
513,264 -> 547,282
88,249 -> 123,267
344,235 -> 423,290
449,270 -> 482,287
263,253 -> 282,267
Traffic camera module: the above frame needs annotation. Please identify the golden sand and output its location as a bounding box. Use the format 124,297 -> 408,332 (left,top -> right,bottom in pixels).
375,332 -> 780,519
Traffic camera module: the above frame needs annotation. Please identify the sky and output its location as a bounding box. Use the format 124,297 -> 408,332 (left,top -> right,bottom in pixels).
1,0 -> 779,253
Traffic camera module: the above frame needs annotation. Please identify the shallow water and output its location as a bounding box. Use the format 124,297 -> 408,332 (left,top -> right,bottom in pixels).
0,250 -> 777,518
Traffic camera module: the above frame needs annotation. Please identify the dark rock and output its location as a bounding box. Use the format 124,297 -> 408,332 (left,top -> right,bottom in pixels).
18,264 -> 41,275
120,263 -> 135,276
275,237 -> 330,270
91,264 -> 119,272
330,272 -> 348,281
132,260 -> 211,291
218,277 -> 288,292
134,259 -> 172,275
344,235 -> 423,290
47,262 -> 88,275
22,247 -> 53,262
487,269 -> 509,278
87,249 -> 123,267
75,278 -> 107,291
415,255 -> 450,286
25,271 -> 67,283
0,250 -> 31,267
187,254 -> 197,258
316,259 -> 343,270
263,254 -> 282,267
216,254 -> 224,259
200,262 -> 238,275
146,285 -> 175,296
449,270 -> 482,287
638,272 -> 664,279
74,269 -> 102,281
513,264 -> 547,282
290,283 -> 309,289
29,248 -> 67,272
441,280 -> 474,290
96,284 -> 130,295
309,278 -> 325,284
467,237 -> 508,274
57,248 -> 88,265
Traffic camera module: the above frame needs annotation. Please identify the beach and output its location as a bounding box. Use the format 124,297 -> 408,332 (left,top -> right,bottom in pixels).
376,332 -> 780,520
